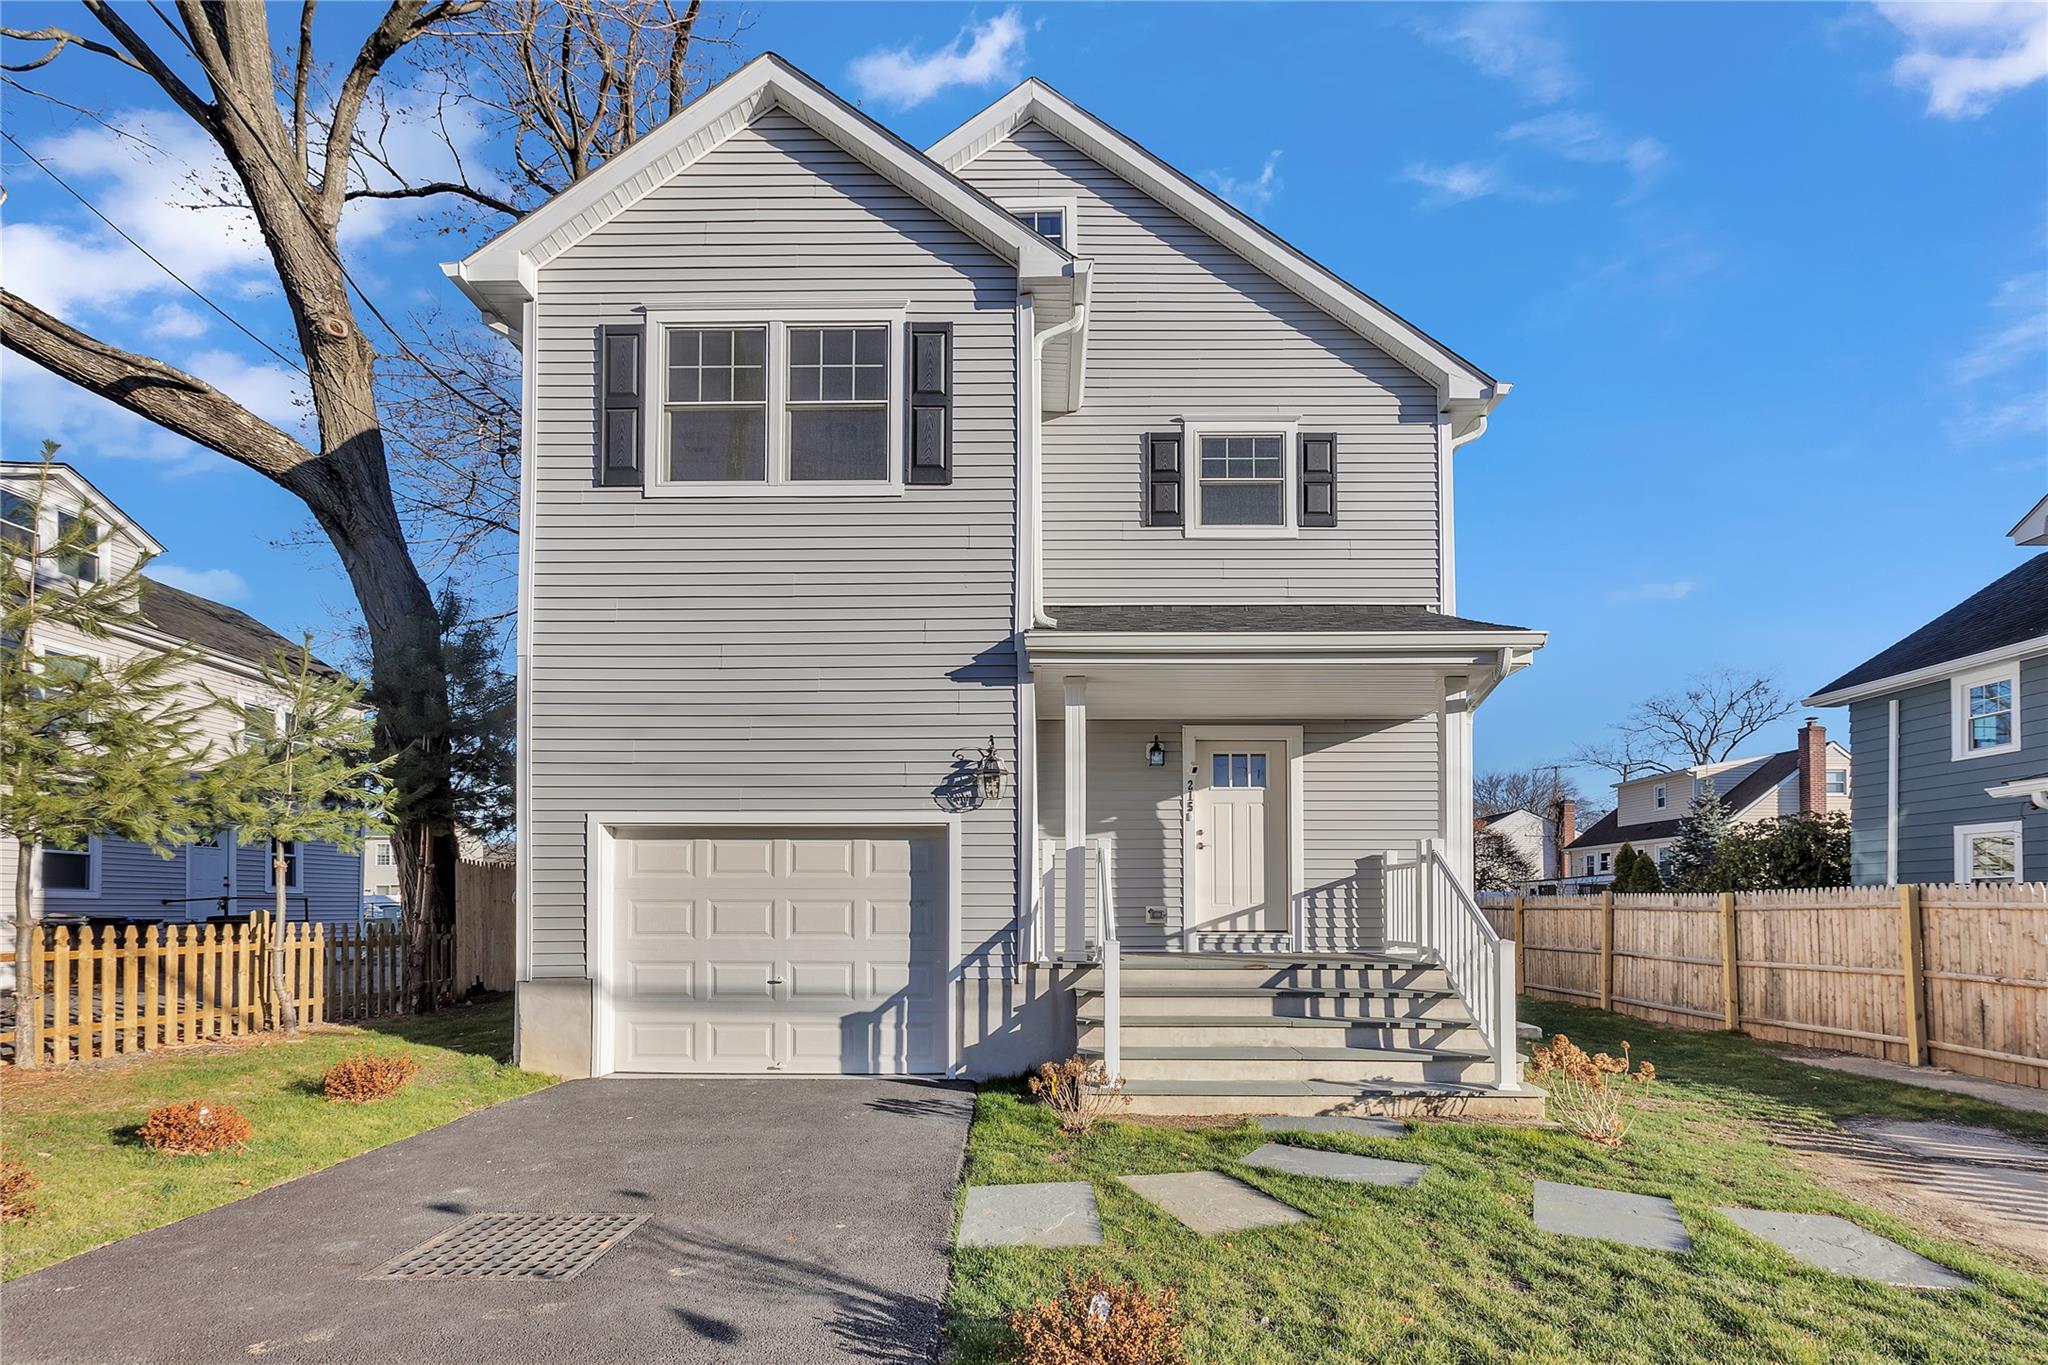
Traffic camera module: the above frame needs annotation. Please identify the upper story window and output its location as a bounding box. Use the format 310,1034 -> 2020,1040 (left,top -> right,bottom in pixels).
1652,783 -> 1667,810
1825,768 -> 1849,796
1179,418 -> 1299,538
1011,209 -> 1065,248
1,490 -> 33,552
376,844 -> 393,867
1951,663 -> 2020,760
54,509 -> 99,582
647,312 -> 903,497
1598,851 -> 1612,872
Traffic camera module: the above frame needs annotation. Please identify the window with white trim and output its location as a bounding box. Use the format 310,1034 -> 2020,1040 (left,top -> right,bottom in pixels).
1599,851 -> 1611,872
1011,209 -> 1065,248
375,844 -> 392,867
1826,768 -> 1849,796
266,839 -> 302,892
1954,821 -> 2021,883
1952,663 -> 2020,759
648,314 -> 902,495
1653,783 -> 1667,810
1195,433 -> 1288,530
1583,854 -> 1596,876
41,838 -> 98,896
54,509 -> 99,583
0,490 -> 33,553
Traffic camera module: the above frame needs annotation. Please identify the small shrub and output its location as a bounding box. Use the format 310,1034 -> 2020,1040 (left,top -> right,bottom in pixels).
1008,1270 -> 1184,1365
139,1100 -> 253,1156
1,1156 -> 42,1223
1528,1033 -> 1656,1148
1027,1055 -> 1130,1135
323,1051 -> 421,1103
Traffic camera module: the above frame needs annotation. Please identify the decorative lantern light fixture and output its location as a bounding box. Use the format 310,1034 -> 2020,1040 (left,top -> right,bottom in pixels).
1147,735 -> 1166,767
973,735 -> 1005,803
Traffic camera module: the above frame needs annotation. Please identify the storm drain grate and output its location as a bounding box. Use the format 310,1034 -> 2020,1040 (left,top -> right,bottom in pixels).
372,1213 -> 648,1281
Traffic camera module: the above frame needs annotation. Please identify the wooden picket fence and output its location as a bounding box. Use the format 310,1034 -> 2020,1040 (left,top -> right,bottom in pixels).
1483,882 -> 2048,1089
0,920 -> 454,1067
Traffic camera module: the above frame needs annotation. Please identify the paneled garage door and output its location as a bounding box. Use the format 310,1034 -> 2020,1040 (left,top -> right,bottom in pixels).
609,828 -> 943,1074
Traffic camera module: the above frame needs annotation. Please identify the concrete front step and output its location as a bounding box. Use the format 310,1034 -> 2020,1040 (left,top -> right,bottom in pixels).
1086,990 -> 1470,1023
1112,1078 -> 1548,1119
1093,1044 -> 1495,1086
1079,1019 -> 1487,1052
1074,965 -> 1452,994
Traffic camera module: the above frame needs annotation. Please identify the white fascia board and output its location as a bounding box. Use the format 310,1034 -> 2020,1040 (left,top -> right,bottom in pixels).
0,460 -> 166,557
1804,633 -> 2048,707
2010,492 -> 2048,546
445,54 -> 1070,330
1984,775 -> 2048,804
929,79 -> 1504,431
1025,628 -> 1548,658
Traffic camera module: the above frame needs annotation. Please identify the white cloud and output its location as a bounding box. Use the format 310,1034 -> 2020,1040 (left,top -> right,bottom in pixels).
848,8 -> 1027,109
1403,161 -> 1506,206
148,304 -> 209,340
1878,2 -> 2048,119
147,563 -> 250,602
1502,111 -> 1667,194
1608,580 -> 1698,603
183,348 -> 312,432
1419,5 -> 1576,103
1208,152 -> 1283,215
1954,272 -> 2048,439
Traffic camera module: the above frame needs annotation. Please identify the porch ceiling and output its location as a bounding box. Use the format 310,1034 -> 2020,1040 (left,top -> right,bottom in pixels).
1029,659 -> 1456,720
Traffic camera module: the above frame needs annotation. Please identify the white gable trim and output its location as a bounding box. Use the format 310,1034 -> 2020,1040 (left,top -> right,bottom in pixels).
929,80 -> 1507,435
446,54 -> 1071,330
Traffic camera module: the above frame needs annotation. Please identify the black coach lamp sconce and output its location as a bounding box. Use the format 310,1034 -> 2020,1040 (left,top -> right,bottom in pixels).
1147,735 -> 1166,767
955,735 -> 1006,805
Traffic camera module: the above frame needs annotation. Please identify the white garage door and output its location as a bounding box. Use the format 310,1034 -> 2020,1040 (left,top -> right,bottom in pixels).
609,828 -> 943,1075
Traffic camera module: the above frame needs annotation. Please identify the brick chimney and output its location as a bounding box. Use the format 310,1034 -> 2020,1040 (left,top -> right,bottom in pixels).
1554,798 -> 1577,875
1796,717 -> 1827,814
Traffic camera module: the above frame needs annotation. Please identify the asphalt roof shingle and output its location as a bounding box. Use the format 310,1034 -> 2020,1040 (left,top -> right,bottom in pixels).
137,578 -> 339,675
1564,751 -> 1800,850
1810,555 -> 2048,699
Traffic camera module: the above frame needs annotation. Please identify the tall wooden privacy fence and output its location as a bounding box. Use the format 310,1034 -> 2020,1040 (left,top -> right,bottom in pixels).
1,922 -> 454,1067
1482,884 -> 2048,1089
454,858 -> 516,993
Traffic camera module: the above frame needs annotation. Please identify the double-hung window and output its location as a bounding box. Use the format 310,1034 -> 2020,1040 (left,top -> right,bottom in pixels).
267,839 -> 302,892
1951,663 -> 2020,759
1954,822 -> 2021,883
54,509 -> 99,583
1826,768 -> 1848,796
1179,418 -> 1299,536
648,312 -> 902,495
1653,783 -> 1667,810
0,490 -> 33,553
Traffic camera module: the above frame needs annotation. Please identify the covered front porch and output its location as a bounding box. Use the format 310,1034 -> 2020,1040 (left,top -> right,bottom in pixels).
1018,604 -> 1545,1101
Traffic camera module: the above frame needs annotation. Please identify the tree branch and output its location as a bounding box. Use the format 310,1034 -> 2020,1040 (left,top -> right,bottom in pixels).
1,289 -> 315,485
320,0 -> 485,215
76,1 -> 219,134
344,180 -> 521,217
0,24 -> 147,73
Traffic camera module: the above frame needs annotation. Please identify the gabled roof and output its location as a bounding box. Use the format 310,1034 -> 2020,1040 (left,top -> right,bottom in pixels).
2011,493 -> 2048,547
1566,751 -> 1799,850
928,79 -> 1507,435
136,578 -> 340,677
1805,555 -> 2048,705
446,53 -> 1073,331
0,459 -> 165,558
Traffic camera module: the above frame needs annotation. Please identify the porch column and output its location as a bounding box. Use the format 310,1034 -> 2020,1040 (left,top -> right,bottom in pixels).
1443,674 -> 1474,888
1063,676 -> 1089,958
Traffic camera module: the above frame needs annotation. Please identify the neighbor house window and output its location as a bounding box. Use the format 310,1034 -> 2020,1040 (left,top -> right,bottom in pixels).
267,839 -> 302,892
1599,852 -> 1612,872
1653,783 -> 1667,810
1197,434 -> 1287,528
1583,855 -> 1596,876
786,326 -> 888,482
664,326 -> 767,483
376,844 -> 392,867
1011,208 -> 1065,247
0,490 -> 33,552
1656,847 -> 1674,875
1826,768 -> 1848,796
41,839 -> 97,896
1952,664 -> 2020,759
1954,822 -> 2021,883
53,509 -> 98,582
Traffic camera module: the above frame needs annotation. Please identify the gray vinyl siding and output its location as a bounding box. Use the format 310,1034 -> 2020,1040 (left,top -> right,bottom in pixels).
1035,716 -> 1440,951
527,109 -> 1019,980
1846,654 -> 2048,884
233,837 -> 363,927
957,123 -> 1442,605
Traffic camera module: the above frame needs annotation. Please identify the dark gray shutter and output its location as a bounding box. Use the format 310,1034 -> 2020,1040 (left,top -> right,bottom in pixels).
596,324 -> 644,487
1143,432 -> 1183,527
1298,431 -> 1336,527
906,322 -> 952,485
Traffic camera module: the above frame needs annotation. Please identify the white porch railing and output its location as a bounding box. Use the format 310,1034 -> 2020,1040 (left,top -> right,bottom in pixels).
1094,836 -> 1120,1080
1386,838 -> 1519,1089
1026,834 -> 1121,1079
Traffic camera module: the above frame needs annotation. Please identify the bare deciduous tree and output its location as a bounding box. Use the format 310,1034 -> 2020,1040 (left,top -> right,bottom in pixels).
1568,732 -> 1671,783
1619,669 -> 1795,767
1475,765 -> 1605,824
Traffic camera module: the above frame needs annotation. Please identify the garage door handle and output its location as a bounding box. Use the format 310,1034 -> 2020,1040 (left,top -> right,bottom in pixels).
766,976 -> 786,985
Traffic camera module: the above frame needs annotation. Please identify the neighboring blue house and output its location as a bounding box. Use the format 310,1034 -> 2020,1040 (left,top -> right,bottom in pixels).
1804,495 -> 2048,885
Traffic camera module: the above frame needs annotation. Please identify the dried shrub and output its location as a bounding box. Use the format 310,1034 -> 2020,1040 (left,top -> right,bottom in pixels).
1,1157 -> 41,1223
1528,1033 -> 1656,1148
1027,1055 -> 1130,1136
1007,1270 -> 1184,1365
138,1101 -> 253,1156
323,1051 -> 421,1103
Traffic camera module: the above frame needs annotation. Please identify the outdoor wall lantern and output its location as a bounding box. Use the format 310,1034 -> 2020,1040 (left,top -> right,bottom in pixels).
958,735 -> 1005,804
1147,735 -> 1166,767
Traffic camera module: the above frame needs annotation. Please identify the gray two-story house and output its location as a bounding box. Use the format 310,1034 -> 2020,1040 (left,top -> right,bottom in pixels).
445,55 -> 1545,1115
1805,495 -> 2047,886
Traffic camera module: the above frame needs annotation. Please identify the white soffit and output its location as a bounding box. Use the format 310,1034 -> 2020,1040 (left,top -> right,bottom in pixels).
446,53 -> 1073,329
929,80 -> 1506,427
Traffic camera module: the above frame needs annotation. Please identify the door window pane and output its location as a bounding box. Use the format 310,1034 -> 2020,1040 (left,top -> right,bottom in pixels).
1211,753 -> 1269,788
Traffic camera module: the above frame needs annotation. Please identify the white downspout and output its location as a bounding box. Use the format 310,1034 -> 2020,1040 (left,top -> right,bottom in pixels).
1029,270 -> 1088,629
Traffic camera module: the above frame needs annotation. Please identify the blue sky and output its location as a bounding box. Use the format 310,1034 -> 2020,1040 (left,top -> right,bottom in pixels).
1,2 -> 2043,795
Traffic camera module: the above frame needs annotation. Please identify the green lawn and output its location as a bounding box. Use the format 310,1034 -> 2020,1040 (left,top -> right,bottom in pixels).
947,1000 -> 2048,1363
1,996 -> 552,1280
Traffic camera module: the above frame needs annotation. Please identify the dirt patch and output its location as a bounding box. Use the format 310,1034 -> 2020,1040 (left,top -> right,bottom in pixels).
1778,1118 -> 2048,1267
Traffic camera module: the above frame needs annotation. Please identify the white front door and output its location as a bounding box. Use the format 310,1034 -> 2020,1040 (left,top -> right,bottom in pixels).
1190,740 -> 1290,933
185,833 -> 233,920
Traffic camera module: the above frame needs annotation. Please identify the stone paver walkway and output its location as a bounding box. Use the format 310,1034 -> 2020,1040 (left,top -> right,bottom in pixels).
1239,1143 -> 1426,1187
957,1183 -> 1103,1248
1252,1115 -> 1408,1138
1120,1172 -> 1311,1236
1532,1180 -> 1693,1253
1717,1208 -> 1969,1288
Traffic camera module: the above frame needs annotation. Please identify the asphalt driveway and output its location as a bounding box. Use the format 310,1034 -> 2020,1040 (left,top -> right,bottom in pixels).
1,1077 -> 975,1364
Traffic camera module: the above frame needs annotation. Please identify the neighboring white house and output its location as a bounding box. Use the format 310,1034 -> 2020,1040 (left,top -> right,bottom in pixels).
0,460 -> 364,990
1475,808 -> 1559,882
444,55 -> 1543,1113
361,835 -> 400,899
1564,719 -> 1851,881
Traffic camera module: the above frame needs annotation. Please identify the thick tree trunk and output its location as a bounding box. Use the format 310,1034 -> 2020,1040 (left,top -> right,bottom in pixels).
271,843 -> 299,1032
12,837 -> 39,1068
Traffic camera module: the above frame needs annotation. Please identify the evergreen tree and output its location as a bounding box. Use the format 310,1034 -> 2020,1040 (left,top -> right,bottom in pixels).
439,592 -> 515,847
1612,844 -> 1641,890
1,446 -> 210,1067
1667,778 -> 1733,891
1634,850 -> 1665,892
208,644 -> 394,1032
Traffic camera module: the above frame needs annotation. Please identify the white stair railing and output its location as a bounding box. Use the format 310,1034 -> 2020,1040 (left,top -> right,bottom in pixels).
1385,839 -> 1519,1090
1090,834 -> 1120,1080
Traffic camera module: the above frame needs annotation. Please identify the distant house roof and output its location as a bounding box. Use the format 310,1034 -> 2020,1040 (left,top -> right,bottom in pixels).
1565,751 -> 1799,850
1807,555 -> 2048,704
137,578 -> 338,676
1039,604 -> 1530,634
